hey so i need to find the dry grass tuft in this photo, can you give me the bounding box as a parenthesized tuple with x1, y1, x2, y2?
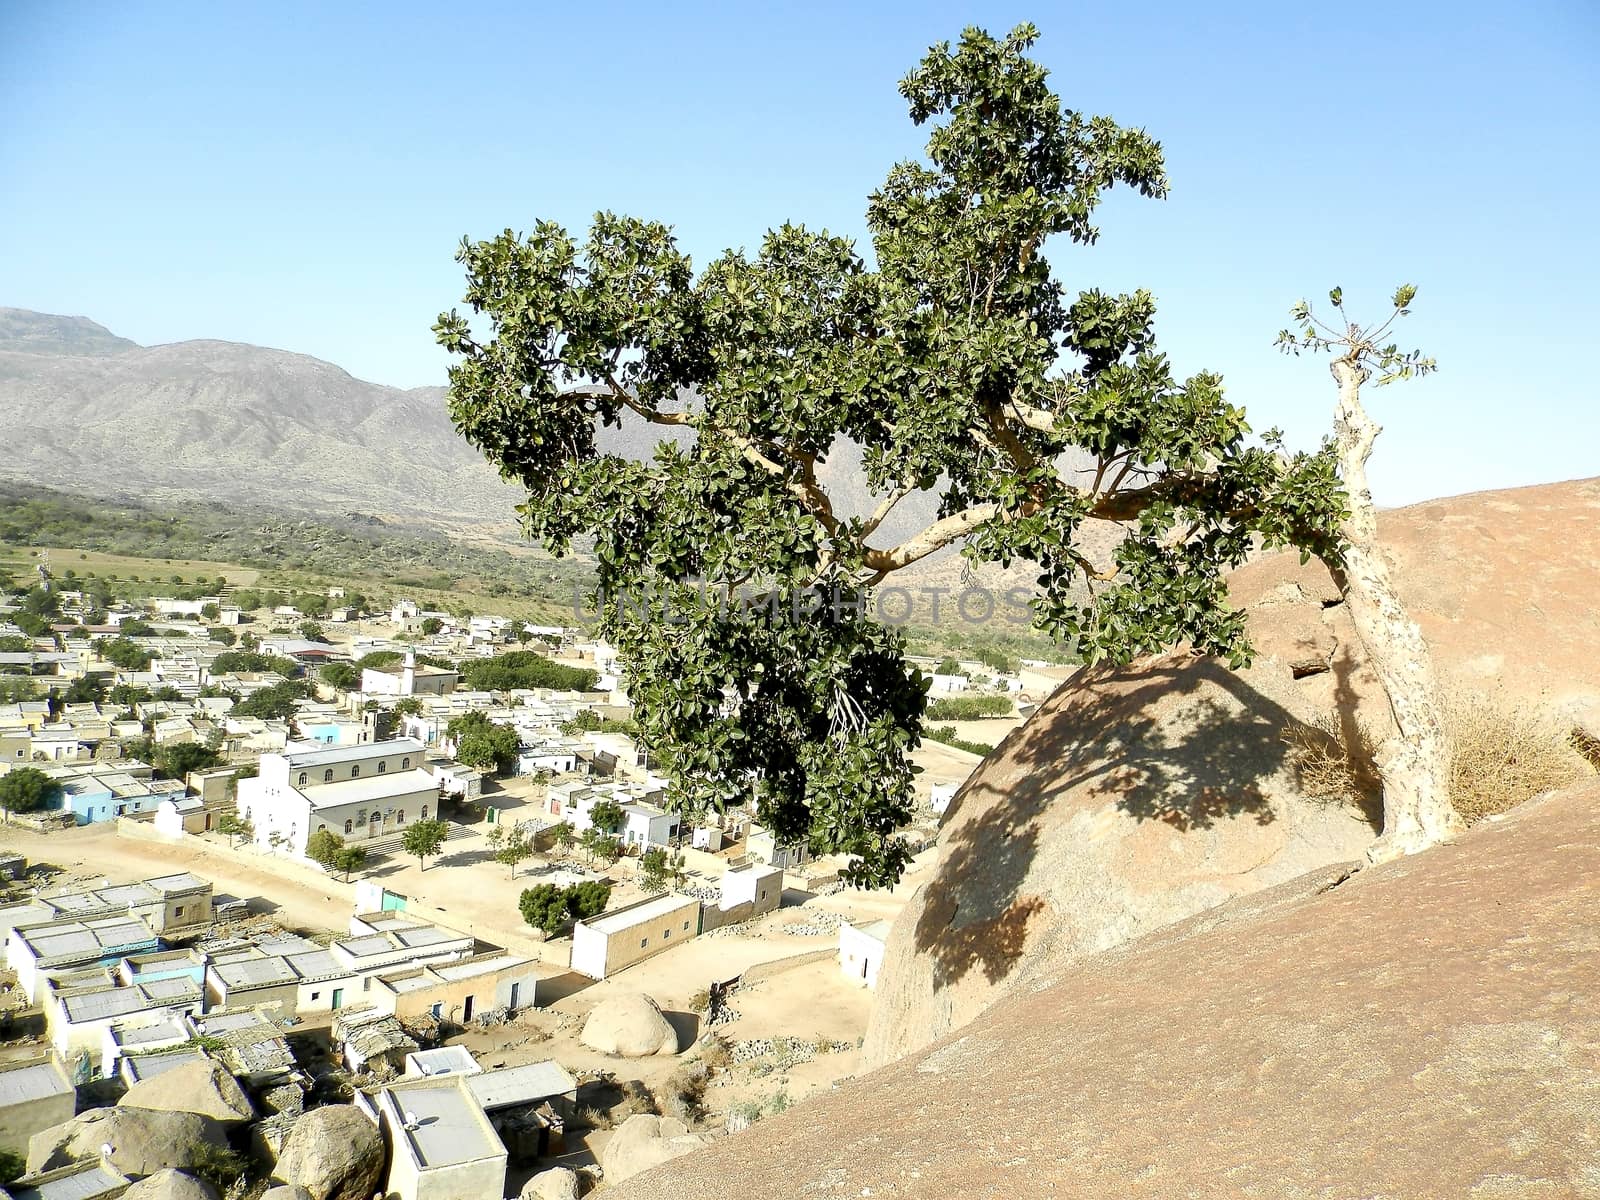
(1286, 691, 1594, 828)
(1443, 691, 1593, 824)
(1283, 713, 1383, 817)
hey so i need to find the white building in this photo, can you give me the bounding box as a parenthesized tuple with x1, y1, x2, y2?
(236, 738, 438, 858)
(570, 893, 700, 981)
(362, 651, 458, 698)
(839, 919, 890, 989)
(619, 802, 680, 852)
(375, 1075, 507, 1200)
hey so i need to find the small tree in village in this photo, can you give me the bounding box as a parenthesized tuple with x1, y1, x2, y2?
(0, 767, 61, 820)
(403, 818, 450, 870)
(217, 812, 254, 847)
(638, 846, 683, 894)
(551, 820, 576, 858)
(305, 828, 346, 871)
(494, 824, 534, 877)
(587, 799, 624, 836)
(332, 844, 368, 881)
(437, 23, 1345, 885)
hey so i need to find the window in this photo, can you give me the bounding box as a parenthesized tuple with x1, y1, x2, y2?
(175, 905, 184, 918)
(402, 757, 410, 769)
(351, 764, 360, 778)
(683, 920, 691, 931)
(317, 823, 326, 833)
(663, 928, 670, 940)
(421, 805, 429, 821)
(310, 991, 320, 1002)
(378, 761, 386, 774)
(344, 819, 353, 835)
(640, 938, 648, 949)
(324, 769, 333, 783)
(298, 772, 308, 786)
(396, 810, 405, 825)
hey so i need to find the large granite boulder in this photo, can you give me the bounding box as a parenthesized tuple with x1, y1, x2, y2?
(120, 1169, 220, 1200)
(601, 1115, 710, 1186)
(28, 1107, 229, 1178)
(520, 1165, 581, 1200)
(580, 993, 679, 1057)
(865, 478, 1600, 1070)
(862, 651, 1375, 1069)
(120, 1060, 254, 1126)
(270, 1105, 383, 1200)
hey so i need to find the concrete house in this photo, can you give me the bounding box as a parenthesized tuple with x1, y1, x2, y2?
(236, 738, 438, 858)
(376, 1075, 507, 1200)
(0, 1057, 75, 1155)
(746, 825, 812, 870)
(8, 916, 162, 1003)
(4, 1160, 130, 1200)
(50, 977, 204, 1061)
(618, 801, 680, 852)
(0, 873, 212, 954)
(570, 893, 700, 981)
(362, 652, 458, 699)
(839, 919, 890, 989)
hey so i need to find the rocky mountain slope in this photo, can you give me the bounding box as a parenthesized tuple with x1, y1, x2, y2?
(616, 780, 1600, 1199)
(0, 308, 522, 527)
(863, 476, 1600, 1068)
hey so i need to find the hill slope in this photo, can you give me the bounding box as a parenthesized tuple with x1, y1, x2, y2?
(616, 781, 1600, 1199)
(0, 308, 521, 527)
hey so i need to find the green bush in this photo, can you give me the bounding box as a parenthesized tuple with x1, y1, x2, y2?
(925, 694, 1012, 721)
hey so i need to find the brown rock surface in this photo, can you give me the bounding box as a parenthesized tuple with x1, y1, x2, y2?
(614, 783, 1600, 1199)
(27, 1108, 229, 1178)
(863, 653, 1379, 1068)
(600, 1114, 712, 1186)
(119, 1059, 254, 1126)
(270, 1105, 383, 1200)
(865, 477, 1600, 1068)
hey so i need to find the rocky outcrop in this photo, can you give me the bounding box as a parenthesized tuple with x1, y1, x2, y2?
(270, 1105, 383, 1200)
(120, 1169, 220, 1200)
(120, 1060, 254, 1126)
(863, 652, 1377, 1068)
(520, 1165, 581, 1200)
(580, 993, 679, 1057)
(28, 1108, 229, 1178)
(259, 1188, 312, 1200)
(601, 1115, 711, 1186)
(614, 782, 1600, 1198)
(865, 477, 1600, 1068)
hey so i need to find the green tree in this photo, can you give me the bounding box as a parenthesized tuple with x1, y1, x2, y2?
(306, 827, 345, 870)
(217, 812, 254, 847)
(207, 627, 237, 645)
(200, 602, 220, 620)
(446, 711, 521, 774)
(518, 883, 569, 935)
(393, 696, 424, 716)
(0, 677, 40, 703)
(0, 1148, 26, 1185)
(332, 844, 367, 881)
(457, 651, 597, 693)
(493, 825, 533, 877)
(403, 818, 449, 870)
(0, 767, 61, 817)
(638, 846, 681, 894)
(320, 662, 360, 690)
(434, 24, 1343, 885)
(96, 637, 155, 670)
(231, 680, 313, 720)
(155, 741, 220, 780)
(420, 616, 444, 635)
(569, 879, 612, 919)
(935, 656, 962, 676)
(587, 798, 624, 835)
(551, 820, 575, 857)
(299, 621, 326, 641)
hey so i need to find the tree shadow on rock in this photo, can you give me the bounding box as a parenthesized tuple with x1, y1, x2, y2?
(914, 653, 1372, 994)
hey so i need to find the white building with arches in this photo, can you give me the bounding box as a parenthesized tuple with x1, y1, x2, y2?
(236, 737, 440, 859)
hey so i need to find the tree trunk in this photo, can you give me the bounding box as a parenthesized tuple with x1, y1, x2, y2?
(1327, 358, 1461, 859)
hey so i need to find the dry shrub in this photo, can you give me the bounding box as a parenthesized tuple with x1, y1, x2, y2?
(1283, 713, 1383, 816)
(660, 1061, 710, 1124)
(1443, 690, 1592, 824)
(1286, 692, 1593, 828)
(697, 1034, 733, 1071)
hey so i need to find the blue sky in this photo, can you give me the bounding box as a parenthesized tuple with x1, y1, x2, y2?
(2, 0, 1595, 505)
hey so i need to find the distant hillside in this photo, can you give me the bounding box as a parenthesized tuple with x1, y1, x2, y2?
(0, 308, 521, 527)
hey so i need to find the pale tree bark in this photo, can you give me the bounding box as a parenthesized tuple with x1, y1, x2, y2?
(1327, 357, 1461, 859)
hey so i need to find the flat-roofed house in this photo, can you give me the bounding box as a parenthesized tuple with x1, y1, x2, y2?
(236, 738, 437, 859)
(0, 1057, 75, 1155)
(8, 916, 161, 1004)
(467, 1060, 578, 1159)
(50, 977, 203, 1061)
(838, 919, 891, 989)
(0, 874, 213, 951)
(376, 1075, 507, 1200)
(570, 893, 700, 981)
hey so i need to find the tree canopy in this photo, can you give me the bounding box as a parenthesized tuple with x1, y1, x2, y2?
(437, 23, 1345, 886)
(0, 767, 61, 815)
(456, 651, 597, 693)
(446, 710, 521, 774)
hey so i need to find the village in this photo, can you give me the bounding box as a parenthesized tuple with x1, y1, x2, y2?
(0, 570, 1055, 1197)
